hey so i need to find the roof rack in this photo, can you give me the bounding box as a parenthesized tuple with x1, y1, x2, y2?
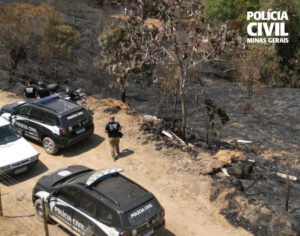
(86, 168, 124, 186)
(36, 94, 60, 104)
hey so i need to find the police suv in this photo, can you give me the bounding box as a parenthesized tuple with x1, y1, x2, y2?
(32, 166, 165, 236)
(0, 95, 94, 154)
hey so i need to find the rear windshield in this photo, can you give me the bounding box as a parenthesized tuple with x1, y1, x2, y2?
(123, 199, 159, 228)
(44, 98, 78, 113)
(61, 109, 89, 126)
(0, 125, 21, 145)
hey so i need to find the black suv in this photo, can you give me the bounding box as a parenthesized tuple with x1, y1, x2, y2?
(0, 95, 94, 154)
(32, 166, 165, 236)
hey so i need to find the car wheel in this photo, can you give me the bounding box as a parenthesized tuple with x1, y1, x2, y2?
(34, 199, 49, 222)
(43, 137, 58, 155)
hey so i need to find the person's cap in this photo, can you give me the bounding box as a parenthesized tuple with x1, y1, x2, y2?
(38, 81, 44, 87)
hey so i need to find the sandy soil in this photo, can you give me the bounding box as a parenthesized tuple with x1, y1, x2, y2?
(0, 90, 251, 236)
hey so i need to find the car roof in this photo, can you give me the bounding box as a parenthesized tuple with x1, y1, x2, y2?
(0, 117, 10, 127)
(31, 94, 82, 115)
(73, 169, 153, 213)
(94, 174, 152, 210)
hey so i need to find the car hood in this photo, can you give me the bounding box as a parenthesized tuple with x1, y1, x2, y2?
(37, 165, 91, 190)
(1, 100, 27, 114)
(0, 138, 39, 167)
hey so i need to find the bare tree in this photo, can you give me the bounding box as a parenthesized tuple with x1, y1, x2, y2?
(98, 0, 244, 139)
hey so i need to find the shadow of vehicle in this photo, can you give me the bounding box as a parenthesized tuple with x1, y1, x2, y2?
(0, 160, 48, 186)
(165, 229, 176, 236)
(60, 134, 104, 157)
(50, 224, 175, 236)
(115, 148, 134, 160)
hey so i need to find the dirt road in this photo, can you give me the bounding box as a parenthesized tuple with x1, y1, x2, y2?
(0, 91, 251, 236)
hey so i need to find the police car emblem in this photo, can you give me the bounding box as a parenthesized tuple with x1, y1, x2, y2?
(58, 170, 72, 176)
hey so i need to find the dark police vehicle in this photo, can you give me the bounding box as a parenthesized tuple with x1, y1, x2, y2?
(32, 166, 165, 236)
(0, 95, 94, 154)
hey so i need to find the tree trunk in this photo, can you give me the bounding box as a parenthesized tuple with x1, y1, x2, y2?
(8, 68, 13, 84)
(38, 61, 42, 79)
(206, 121, 209, 144)
(121, 88, 126, 103)
(54, 60, 58, 81)
(179, 92, 186, 140)
(172, 93, 177, 129)
(8, 62, 17, 84)
(248, 80, 253, 97)
(172, 80, 179, 129)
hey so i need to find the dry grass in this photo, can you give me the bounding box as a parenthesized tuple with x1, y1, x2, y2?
(111, 14, 163, 30)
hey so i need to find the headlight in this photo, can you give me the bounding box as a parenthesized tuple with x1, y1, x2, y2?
(30, 155, 39, 161)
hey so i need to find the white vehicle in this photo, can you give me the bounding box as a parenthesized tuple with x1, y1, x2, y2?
(0, 117, 39, 176)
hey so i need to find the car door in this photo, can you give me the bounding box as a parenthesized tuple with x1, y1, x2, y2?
(95, 202, 121, 236)
(48, 187, 80, 234)
(11, 105, 32, 136)
(72, 191, 117, 236)
(27, 107, 45, 141)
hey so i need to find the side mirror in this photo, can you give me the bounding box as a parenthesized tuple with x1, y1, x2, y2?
(46, 191, 56, 202)
(10, 115, 16, 122)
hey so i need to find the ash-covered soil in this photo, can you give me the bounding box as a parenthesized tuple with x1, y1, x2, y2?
(126, 74, 300, 165)
(137, 107, 300, 235)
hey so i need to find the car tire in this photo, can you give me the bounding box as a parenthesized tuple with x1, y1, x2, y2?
(43, 137, 58, 155)
(34, 199, 49, 222)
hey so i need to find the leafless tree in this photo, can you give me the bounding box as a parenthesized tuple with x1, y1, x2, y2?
(98, 0, 245, 139)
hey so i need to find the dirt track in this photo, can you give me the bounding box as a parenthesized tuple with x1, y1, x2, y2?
(0, 91, 251, 236)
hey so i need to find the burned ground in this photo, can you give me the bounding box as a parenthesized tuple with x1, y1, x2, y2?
(138, 117, 300, 235)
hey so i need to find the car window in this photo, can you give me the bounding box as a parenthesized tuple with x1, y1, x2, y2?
(0, 125, 21, 145)
(57, 187, 80, 205)
(77, 191, 97, 217)
(123, 199, 159, 228)
(29, 108, 43, 122)
(44, 114, 59, 126)
(96, 202, 120, 227)
(16, 106, 31, 118)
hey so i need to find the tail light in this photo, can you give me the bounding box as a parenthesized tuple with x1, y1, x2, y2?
(119, 231, 130, 236)
(59, 127, 68, 136)
(89, 115, 93, 124)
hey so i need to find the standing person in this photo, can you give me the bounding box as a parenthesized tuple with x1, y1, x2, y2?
(105, 116, 122, 160)
(37, 82, 50, 98)
(24, 80, 37, 98)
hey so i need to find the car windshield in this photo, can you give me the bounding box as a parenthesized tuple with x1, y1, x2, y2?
(53, 170, 92, 187)
(0, 125, 21, 145)
(123, 199, 159, 228)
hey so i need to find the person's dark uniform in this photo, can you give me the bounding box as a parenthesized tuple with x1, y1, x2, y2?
(24, 81, 37, 98)
(105, 116, 121, 159)
(37, 84, 50, 98)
